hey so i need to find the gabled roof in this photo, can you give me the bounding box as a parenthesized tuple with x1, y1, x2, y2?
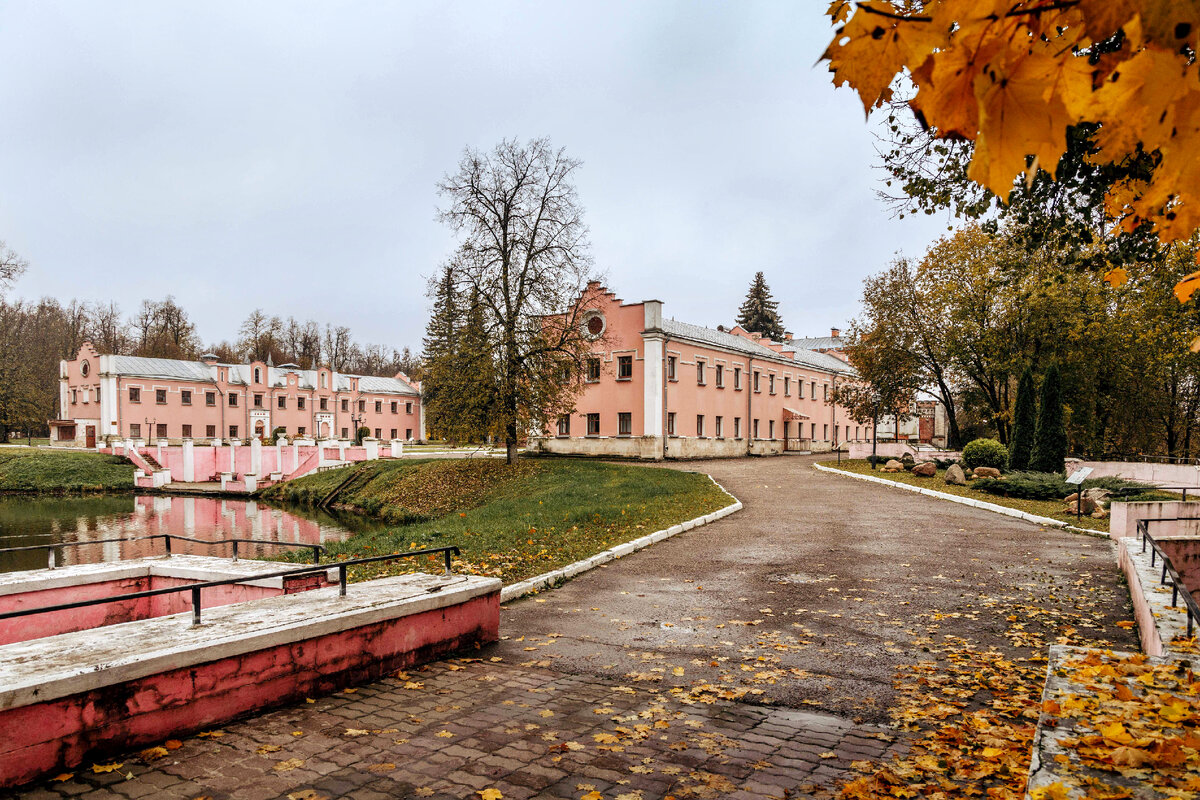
(109, 356, 213, 381)
(660, 319, 854, 376)
(790, 335, 844, 351)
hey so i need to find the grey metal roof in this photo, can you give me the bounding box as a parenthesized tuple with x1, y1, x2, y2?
(790, 335, 844, 351)
(109, 355, 419, 394)
(660, 319, 854, 375)
(109, 356, 214, 381)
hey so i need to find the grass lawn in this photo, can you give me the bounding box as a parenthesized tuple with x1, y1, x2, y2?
(260, 458, 731, 583)
(0, 449, 135, 493)
(819, 458, 1116, 532)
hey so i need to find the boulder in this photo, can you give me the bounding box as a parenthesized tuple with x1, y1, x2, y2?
(1091, 506, 1110, 519)
(945, 463, 967, 486)
(1083, 487, 1111, 502)
(973, 466, 1003, 479)
(1066, 497, 1098, 515)
(884, 459, 904, 471)
(912, 461, 936, 477)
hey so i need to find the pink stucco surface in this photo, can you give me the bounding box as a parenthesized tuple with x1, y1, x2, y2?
(1117, 537, 1165, 657)
(1156, 537, 1200, 596)
(0, 589, 499, 788)
(0, 573, 335, 646)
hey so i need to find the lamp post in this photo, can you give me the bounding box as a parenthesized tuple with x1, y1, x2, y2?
(351, 414, 363, 444)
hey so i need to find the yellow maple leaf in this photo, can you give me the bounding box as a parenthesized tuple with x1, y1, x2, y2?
(51, 773, 73, 783)
(1031, 782, 1072, 800)
(478, 790, 503, 800)
(139, 746, 169, 761)
(1175, 270, 1200, 303)
(1102, 267, 1128, 288)
(581, 792, 604, 800)
(91, 763, 124, 774)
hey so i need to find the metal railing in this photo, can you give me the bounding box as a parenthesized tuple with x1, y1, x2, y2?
(1135, 519, 1200, 637)
(0, 545, 461, 626)
(0, 534, 324, 569)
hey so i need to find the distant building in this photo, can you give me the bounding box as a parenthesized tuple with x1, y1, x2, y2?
(532, 284, 862, 460)
(787, 328, 846, 360)
(50, 342, 423, 446)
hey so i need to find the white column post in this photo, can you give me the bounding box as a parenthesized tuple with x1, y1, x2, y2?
(182, 439, 195, 482)
(364, 438, 379, 460)
(250, 437, 262, 477)
(229, 441, 239, 473)
(390, 439, 403, 458)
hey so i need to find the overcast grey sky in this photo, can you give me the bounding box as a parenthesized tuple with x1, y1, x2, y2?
(0, 1, 949, 352)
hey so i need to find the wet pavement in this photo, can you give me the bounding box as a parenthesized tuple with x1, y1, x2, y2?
(5, 456, 1138, 799)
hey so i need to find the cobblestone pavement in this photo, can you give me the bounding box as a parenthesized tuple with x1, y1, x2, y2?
(10, 659, 905, 800)
(5, 456, 1137, 799)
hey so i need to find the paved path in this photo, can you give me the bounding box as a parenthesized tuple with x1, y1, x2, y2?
(6, 456, 1137, 800)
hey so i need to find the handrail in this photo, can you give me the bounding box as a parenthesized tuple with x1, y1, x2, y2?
(0, 545, 461, 626)
(1136, 519, 1200, 637)
(0, 534, 324, 568)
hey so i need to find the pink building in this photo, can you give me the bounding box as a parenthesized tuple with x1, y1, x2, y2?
(533, 285, 864, 460)
(50, 343, 423, 446)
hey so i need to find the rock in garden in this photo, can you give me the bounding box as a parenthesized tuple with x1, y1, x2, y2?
(884, 459, 904, 472)
(912, 461, 936, 477)
(1066, 497, 1098, 515)
(1083, 487, 1111, 502)
(944, 463, 967, 485)
(973, 467, 1003, 479)
(1091, 506, 1109, 519)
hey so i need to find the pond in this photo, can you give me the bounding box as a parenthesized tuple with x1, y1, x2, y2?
(0, 495, 382, 574)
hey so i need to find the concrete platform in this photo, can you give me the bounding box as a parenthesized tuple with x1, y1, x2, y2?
(0, 571, 501, 787)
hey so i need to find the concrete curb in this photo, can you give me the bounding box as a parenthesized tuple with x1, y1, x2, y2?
(812, 463, 1107, 537)
(499, 474, 743, 604)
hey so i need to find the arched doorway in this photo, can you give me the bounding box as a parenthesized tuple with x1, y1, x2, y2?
(254, 421, 265, 437)
(320, 421, 330, 438)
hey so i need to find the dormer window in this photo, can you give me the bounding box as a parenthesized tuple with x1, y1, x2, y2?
(320, 372, 327, 389)
(254, 367, 262, 384)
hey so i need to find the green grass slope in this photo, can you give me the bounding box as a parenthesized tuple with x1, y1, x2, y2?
(0, 449, 135, 493)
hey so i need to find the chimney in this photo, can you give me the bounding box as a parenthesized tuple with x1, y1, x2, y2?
(200, 353, 219, 365)
(831, 327, 841, 338)
(783, 332, 793, 341)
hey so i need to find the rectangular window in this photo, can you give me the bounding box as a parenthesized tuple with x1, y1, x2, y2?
(390, 428, 397, 439)
(619, 412, 632, 436)
(374, 428, 381, 438)
(811, 423, 816, 439)
(824, 384, 829, 402)
(391, 401, 398, 414)
(667, 412, 676, 436)
(206, 391, 216, 406)
(205, 425, 216, 438)
(181, 390, 192, 405)
(254, 394, 263, 408)
(375, 400, 382, 413)
(229, 425, 239, 438)
(228, 393, 239, 407)
(753, 372, 761, 393)
(156, 388, 167, 404)
(156, 423, 167, 439)
(358, 400, 366, 412)
(811, 381, 817, 399)
(320, 397, 328, 411)
(557, 414, 570, 436)
(277, 396, 287, 409)
(734, 367, 742, 390)
(734, 417, 741, 438)
(823, 424, 828, 440)
(769, 420, 775, 440)
(716, 364, 724, 388)
(696, 414, 704, 437)
(783, 377, 790, 396)
(341, 427, 349, 438)
(71, 389, 77, 404)
(845, 425, 850, 442)
(769, 375, 775, 395)
(297, 397, 305, 410)
(696, 360, 705, 385)
(341, 399, 349, 412)
(587, 413, 600, 436)
(798, 381, 804, 399)
(715, 416, 723, 437)
(182, 424, 192, 439)
(130, 423, 141, 438)
(667, 356, 677, 381)
(753, 419, 760, 438)
(406, 402, 413, 414)
(586, 357, 601, 382)
(298, 426, 306, 435)
(618, 355, 633, 379)
(406, 428, 412, 439)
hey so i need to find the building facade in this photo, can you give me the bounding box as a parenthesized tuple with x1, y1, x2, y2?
(532, 285, 865, 460)
(51, 343, 423, 446)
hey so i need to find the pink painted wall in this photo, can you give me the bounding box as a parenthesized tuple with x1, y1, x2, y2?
(1071, 460, 1200, 488)
(0, 590, 499, 788)
(1156, 538, 1200, 596)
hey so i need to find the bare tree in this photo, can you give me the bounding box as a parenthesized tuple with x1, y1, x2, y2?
(0, 242, 27, 297)
(437, 137, 601, 463)
(323, 324, 352, 371)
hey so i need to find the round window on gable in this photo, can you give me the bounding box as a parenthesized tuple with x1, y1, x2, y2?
(80, 360, 90, 378)
(582, 311, 606, 340)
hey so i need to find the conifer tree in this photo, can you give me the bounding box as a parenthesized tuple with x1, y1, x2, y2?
(735, 272, 786, 341)
(439, 290, 497, 444)
(1030, 362, 1067, 474)
(1007, 365, 1037, 471)
(422, 265, 461, 440)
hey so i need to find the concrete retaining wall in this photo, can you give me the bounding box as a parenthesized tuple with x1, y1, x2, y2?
(1069, 459, 1200, 488)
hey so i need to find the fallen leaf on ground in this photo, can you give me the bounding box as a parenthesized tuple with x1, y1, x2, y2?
(273, 758, 305, 772)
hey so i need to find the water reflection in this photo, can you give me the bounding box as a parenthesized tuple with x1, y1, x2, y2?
(0, 495, 378, 574)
